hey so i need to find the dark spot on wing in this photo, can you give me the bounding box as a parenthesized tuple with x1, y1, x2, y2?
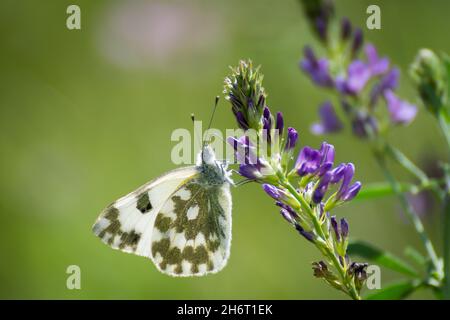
(136, 192, 152, 214)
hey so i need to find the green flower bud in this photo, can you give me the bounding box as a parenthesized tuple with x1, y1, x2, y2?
(224, 60, 267, 131)
(410, 49, 448, 116)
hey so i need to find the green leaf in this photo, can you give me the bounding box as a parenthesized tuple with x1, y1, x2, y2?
(348, 240, 419, 277)
(355, 182, 418, 201)
(404, 246, 427, 266)
(365, 281, 421, 300)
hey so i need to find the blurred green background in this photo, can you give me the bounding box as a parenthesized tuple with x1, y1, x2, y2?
(0, 0, 449, 299)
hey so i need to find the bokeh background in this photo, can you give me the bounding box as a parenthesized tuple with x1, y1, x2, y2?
(0, 0, 449, 299)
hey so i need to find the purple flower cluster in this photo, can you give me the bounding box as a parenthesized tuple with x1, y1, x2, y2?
(301, 15, 418, 138)
(225, 59, 367, 297)
(294, 143, 361, 205)
(227, 109, 299, 181)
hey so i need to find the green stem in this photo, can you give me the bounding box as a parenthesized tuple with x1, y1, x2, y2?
(437, 110, 450, 298)
(355, 179, 444, 202)
(374, 151, 443, 283)
(385, 144, 429, 185)
(443, 195, 450, 299)
(279, 176, 361, 300)
(437, 111, 450, 152)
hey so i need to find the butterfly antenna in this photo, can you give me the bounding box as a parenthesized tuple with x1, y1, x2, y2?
(203, 96, 220, 147)
(191, 113, 203, 157)
(207, 96, 220, 132)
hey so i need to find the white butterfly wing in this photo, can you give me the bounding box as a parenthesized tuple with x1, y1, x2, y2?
(92, 166, 198, 258)
(150, 180, 232, 277)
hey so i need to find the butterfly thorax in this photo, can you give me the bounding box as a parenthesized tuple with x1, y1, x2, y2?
(196, 145, 231, 188)
(197, 162, 227, 188)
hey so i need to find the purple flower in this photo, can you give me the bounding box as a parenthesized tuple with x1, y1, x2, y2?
(335, 163, 362, 202)
(340, 218, 349, 238)
(235, 111, 249, 130)
(295, 142, 335, 177)
(301, 47, 334, 87)
(370, 68, 399, 106)
(351, 112, 378, 138)
(285, 127, 298, 151)
(262, 106, 273, 142)
(295, 146, 321, 176)
(276, 201, 297, 219)
(351, 28, 364, 56)
(227, 136, 255, 164)
(275, 112, 284, 133)
(295, 223, 316, 243)
(315, 17, 328, 42)
(329, 163, 346, 183)
(341, 18, 352, 41)
(238, 162, 266, 180)
(312, 171, 332, 204)
(384, 90, 417, 125)
(262, 184, 284, 200)
(330, 216, 340, 241)
(336, 60, 372, 95)
(317, 142, 335, 175)
(228, 136, 270, 180)
(365, 44, 389, 76)
(341, 181, 362, 202)
(331, 217, 349, 242)
(311, 101, 343, 135)
(337, 44, 390, 95)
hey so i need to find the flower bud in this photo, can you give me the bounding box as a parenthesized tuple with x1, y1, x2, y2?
(410, 49, 448, 116)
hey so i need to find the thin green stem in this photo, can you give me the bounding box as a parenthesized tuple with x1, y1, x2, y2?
(443, 195, 450, 299)
(374, 151, 443, 283)
(385, 144, 429, 185)
(355, 179, 445, 202)
(438, 111, 450, 152)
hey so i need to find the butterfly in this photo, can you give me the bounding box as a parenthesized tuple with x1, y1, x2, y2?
(92, 144, 233, 277)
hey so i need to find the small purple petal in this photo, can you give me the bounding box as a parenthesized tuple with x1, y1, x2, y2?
(336, 163, 355, 200)
(341, 18, 352, 41)
(235, 111, 249, 130)
(312, 171, 332, 204)
(276, 201, 297, 217)
(352, 28, 364, 56)
(262, 184, 281, 200)
(345, 60, 372, 94)
(329, 163, 346, 183)
(319, 142, 335, 165)
(330, 216, 340, 241)
(370, 68, 400, 106)
(285, 127, 298, 151)
(311, 102, 343, 135)
(248, 98, 255, 110)
(263, 106, 271, 120)
(365, 44, 389, 76)
(257, 94, 265, 110)
(317, 162, 333, 177)
(227, 136, 239, 152)
(296, 147, 321, 176)
(280, 208, 295, 224)
(276, 112, 284, 133)
(294, 223, 315, 243)
(384, 90, 418, 125)
(239, 164, 261, 180)
(315, 17, 328, 42)
(340, 218, 349, 238)
(341, 181, 362, 202)
(352, 112, 378, 138)
(301, 47, 334, 87)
